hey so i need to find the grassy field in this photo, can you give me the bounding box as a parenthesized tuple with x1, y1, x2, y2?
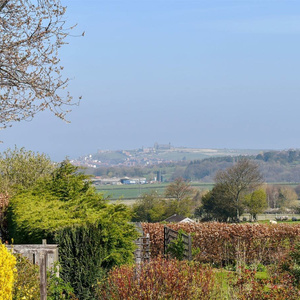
(96, 182, 214, 201)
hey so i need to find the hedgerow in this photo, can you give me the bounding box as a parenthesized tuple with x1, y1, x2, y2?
(142, 222, 300, 266)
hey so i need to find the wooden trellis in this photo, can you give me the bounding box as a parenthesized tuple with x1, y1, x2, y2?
(164, 225, 192, 261)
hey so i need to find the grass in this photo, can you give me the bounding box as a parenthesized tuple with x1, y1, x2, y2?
(97, 183, 169, 200)
(96, 182, 214, 201)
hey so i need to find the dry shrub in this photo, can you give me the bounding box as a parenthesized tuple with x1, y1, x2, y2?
(96, 257, 217, 300)
(142, 223, 300, 266)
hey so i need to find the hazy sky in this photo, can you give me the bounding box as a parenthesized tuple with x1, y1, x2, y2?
(1, 0, 300, 161)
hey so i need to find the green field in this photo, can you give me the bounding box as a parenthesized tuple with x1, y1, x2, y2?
(96, 182, 214, 201)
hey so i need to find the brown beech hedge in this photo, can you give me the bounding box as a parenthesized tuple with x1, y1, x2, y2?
(142, 222, 300, 266)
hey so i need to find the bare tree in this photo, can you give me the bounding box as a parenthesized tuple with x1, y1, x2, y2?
(215, 158, 263, 220)
(165, 177, 194, 202)
(0, 0, 76, 128)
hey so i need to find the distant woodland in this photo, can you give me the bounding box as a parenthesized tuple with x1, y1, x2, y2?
(86, 150, 300, 183)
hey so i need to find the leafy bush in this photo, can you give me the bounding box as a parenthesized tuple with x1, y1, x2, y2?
(8, 160, 114, 244)
(96, 257, 217, 300)
(12, 254, 39, 300)
(54, 215, 138, 300)
(0, 147, 53, 196)
(166, 229, 186, 260)
(0, 242, 16, 300)
(47, 265, 77, 300)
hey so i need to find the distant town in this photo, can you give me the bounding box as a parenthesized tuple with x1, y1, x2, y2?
(70, 144, 264, 185)
(71, 143, 262, 169)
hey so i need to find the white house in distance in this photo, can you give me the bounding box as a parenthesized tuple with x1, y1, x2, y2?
(164, 214, 195, 223)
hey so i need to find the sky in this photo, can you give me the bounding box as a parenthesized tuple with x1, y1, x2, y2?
(1, 0, 300, 161)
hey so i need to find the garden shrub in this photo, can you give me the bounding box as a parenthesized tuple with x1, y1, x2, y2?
(12, 254, 39, 300)
(96, 257, 218, 300)
(54, 218, 138, 300)
(230, 267, 299, 300)
(47, 264, 77, 300)
(0, 242, 16, 300)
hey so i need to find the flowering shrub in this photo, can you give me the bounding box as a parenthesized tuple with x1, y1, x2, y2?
(0, 242, 16, 300)
(96, 257, 218, 299)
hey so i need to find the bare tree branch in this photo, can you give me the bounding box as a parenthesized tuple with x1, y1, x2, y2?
(0, 0, 77, 128)
(0, 0, 9, 12)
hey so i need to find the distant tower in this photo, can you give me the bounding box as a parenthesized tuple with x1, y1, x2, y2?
(157, 171, 162, 182)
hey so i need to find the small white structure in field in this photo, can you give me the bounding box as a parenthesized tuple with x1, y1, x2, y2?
(270, 220, 277, 224)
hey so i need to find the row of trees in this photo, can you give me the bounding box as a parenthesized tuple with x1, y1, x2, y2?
(132, 159, 300, 223)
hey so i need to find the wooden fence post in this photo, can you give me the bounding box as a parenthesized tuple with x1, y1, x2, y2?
(39, 251, 47, 300)
(188, 234, 192, 261)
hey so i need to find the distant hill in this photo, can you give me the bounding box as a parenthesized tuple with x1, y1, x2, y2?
(80, 149, 300, 183)
(73, 145, 263, 168)
(182, 150, 300, 182)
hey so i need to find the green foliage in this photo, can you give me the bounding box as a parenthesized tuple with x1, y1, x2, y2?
(8, 160, 136, 245)
(48, 160, 91, 201)
(200, 184, 236, 222)
(0, 146, 53, 195)
(54, 219, 138, 299)
(131, 191, 168, 222)
(166, 229, 186, 261)
(8, 158, 139, 299)
(244, 189, 267, 220)
(199, 159, 263, 221)
(8, 189, 107, 244)
(131, 180, 198, 222)
(47, 264, 78, 300)
(8, 160, 108, 244)
(12, 254, 40, 300)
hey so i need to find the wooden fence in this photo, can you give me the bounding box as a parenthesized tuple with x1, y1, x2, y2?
(164, 225, 192, 261)
(134, 234, 151, 264)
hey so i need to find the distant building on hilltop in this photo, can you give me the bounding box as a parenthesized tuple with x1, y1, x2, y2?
(154, 142, 172, 150)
